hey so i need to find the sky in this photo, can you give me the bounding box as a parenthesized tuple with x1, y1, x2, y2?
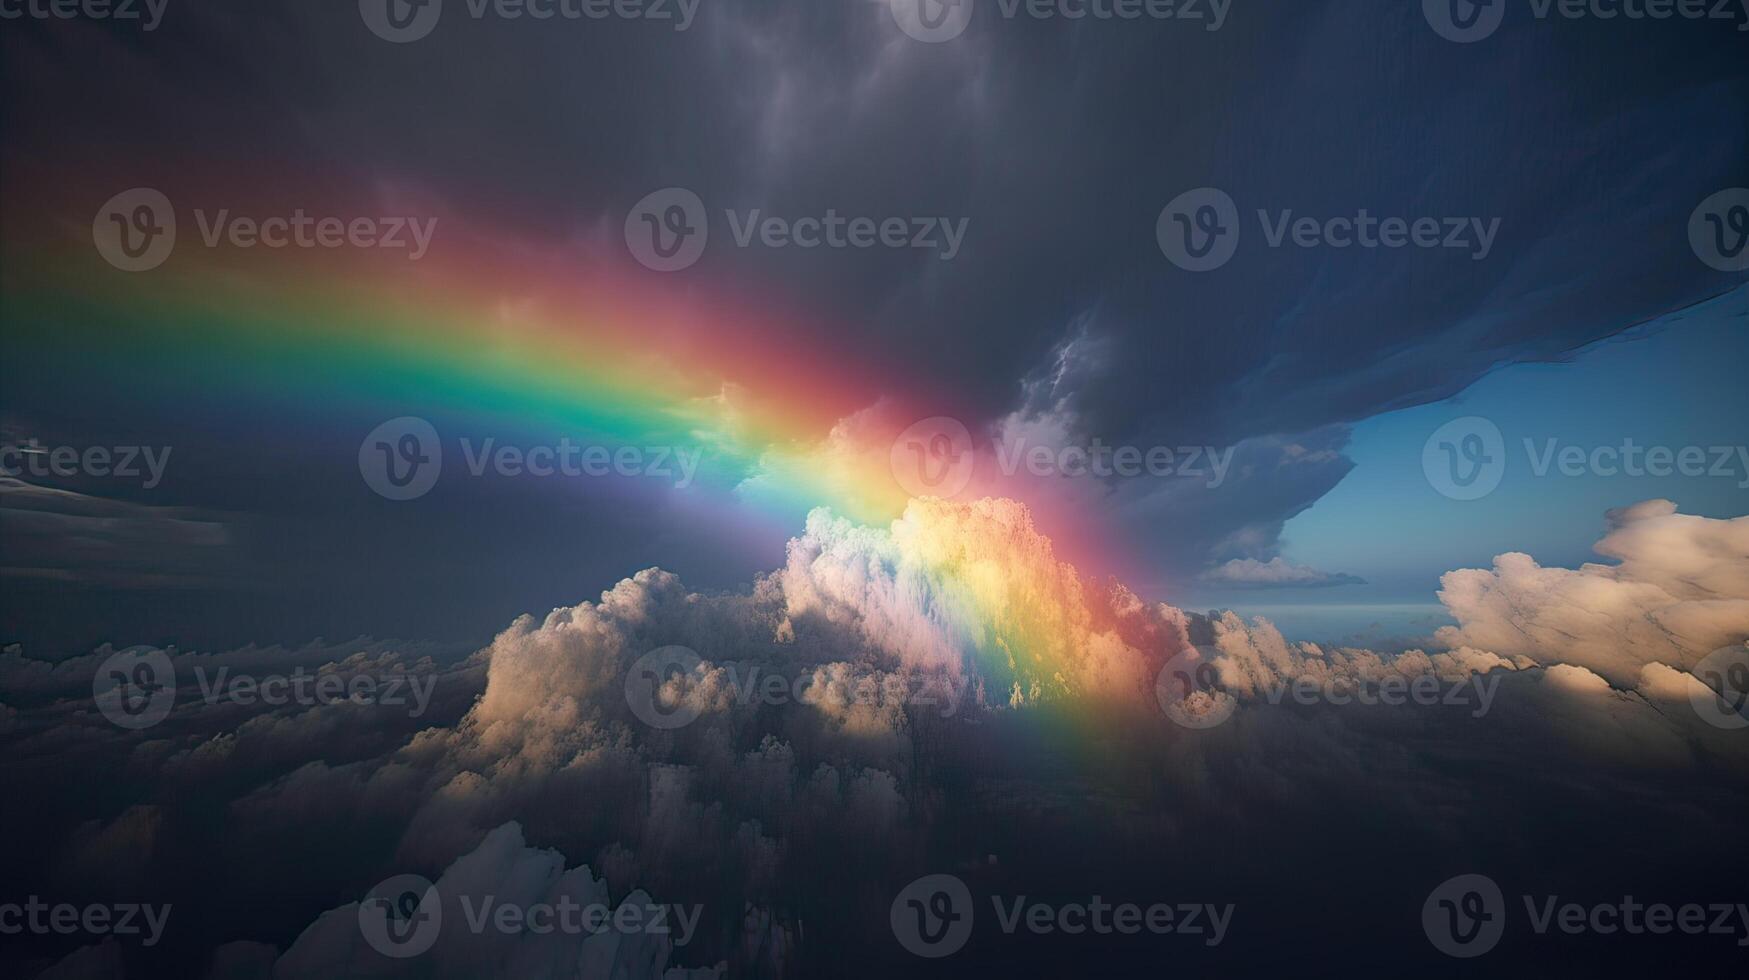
(1184, 288, 1749, 638)
(1287, 293, 1749, 593)
(0, 1, 1744, 655)
(0, 4, 1746, 978)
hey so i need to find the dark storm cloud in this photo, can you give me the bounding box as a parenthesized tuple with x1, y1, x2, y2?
(0, 479, 240, 591)
(9, 0, 1741, 433)
(2, 0, 1744, 625)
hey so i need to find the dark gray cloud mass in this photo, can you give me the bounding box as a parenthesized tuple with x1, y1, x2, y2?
(1, 0, 1744, 648)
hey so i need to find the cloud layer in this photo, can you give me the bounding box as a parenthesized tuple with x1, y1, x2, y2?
(4, 497, 1744, 976)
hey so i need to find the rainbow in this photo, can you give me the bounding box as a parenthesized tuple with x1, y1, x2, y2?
(2, 168, 1140, 592)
